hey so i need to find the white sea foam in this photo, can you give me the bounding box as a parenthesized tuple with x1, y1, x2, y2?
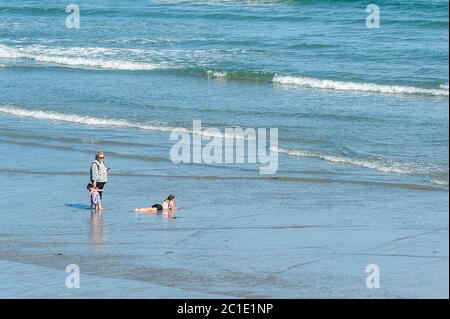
(207, 70, 228, 78)
(0, 106, 173, 131)
(31, 55, 162, 70)
(431, 179, 449, 186)
(273, 75, 449, 97)
(0, 106, 252, 140)
(271, 146, 419, 175)
(0, 45, 23, 59)
(0, 44, 163, 70)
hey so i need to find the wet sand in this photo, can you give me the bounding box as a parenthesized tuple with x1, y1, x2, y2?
(0, 169, 448, 298)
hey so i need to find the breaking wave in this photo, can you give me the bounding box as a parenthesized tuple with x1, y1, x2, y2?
(271, 146, 449, 185)
(0, 106, 254, 140)
(272, 75, 449, 97)
(1, 44, 448, 97)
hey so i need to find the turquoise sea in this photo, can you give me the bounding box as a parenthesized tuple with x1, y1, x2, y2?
(0, 0, 448, 298)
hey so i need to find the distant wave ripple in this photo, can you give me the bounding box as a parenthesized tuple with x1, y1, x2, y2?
(0, 168, 441, 192)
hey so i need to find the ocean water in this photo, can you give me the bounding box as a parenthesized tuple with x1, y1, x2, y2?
(0, 0, 448, 298)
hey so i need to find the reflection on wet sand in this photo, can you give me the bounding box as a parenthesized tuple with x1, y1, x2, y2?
(162, 211, 176, 227)
(135, 210, 177, 227)
(90, 211, 106, 253)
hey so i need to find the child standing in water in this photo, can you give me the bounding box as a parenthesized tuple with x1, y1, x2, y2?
(135, 195, 176, 213)
(87, 183, 102, 212)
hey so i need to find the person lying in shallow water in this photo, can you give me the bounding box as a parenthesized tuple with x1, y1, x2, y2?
(135, 195, 176, 213)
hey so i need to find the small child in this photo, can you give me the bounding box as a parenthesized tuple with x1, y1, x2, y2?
(135, 195, 176, 213)
(87, 183, 101, 212)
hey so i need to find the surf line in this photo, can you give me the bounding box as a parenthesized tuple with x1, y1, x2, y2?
(170, 120, 279, 174)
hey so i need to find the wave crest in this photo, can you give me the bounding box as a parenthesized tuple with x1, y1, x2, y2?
(271, 146, 449, 186)
(273, 75, 449, 97)
(0, 106, 253, 140)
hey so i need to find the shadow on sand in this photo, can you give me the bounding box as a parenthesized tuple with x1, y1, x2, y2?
(65, 203, 91, 210)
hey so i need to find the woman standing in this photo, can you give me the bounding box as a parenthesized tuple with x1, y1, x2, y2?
(90, 152, 110, 207)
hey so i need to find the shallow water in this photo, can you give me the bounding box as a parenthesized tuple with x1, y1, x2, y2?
(0, 0, 448, 298)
